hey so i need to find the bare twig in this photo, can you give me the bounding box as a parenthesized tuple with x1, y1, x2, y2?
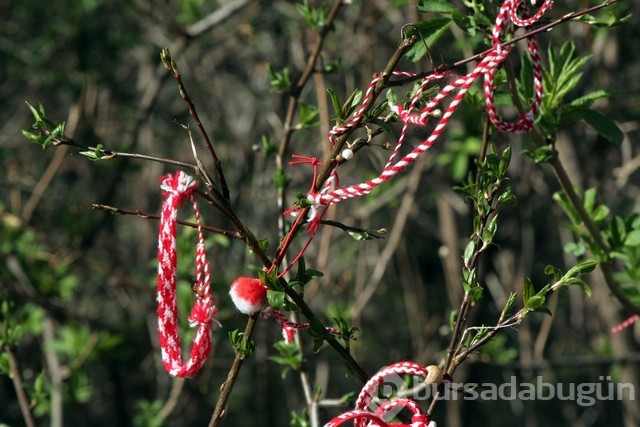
(208, 315, 258, 427)
(390, 0, 620, 87)
(42, 317, 63, 427)
(52, 136, 198, 170)
(156, 378, 185, 424)
(91, 204, 240, 239)
(185, 0, 251, 37)
(4, 344, 36, 427)
(274, 0, 345, 266)
(319, 220, 386, 240)
(160, 48, 231, 201)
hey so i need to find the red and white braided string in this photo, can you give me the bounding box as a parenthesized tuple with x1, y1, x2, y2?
(611, 315, 639, 335)
(323, 361, 440, 427)
(484, 0, 552, 133)
(302, 0, 552, 212)
(157, 171, 217, 377)
(262, 306, 357, 343)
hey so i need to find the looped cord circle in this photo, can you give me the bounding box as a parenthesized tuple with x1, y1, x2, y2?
(157, 171, 217, 377)
(484, 0, 552, 133)
(323, 361, 442, 427)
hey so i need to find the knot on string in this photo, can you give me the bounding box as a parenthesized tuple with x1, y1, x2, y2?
(390, 103, 432, 127)
(187, 300, 216, 327)
(160, 170, 197, 198)
(306, 172, 338, 225)
(285, 153, 338, 232)
(323, 362, 444, 427)
(157, 170, 217, 378)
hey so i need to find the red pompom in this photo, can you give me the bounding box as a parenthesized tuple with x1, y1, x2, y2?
(229, 277, 267, 314)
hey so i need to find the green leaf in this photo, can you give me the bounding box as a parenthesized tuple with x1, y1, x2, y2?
(228, 330, 243, 352)
(295, 256, 307, 283)
(468, 285, 483, 302)
(523, 144, 557, 164)
(463, 240, 475, 266)
(21, 130, 45, 145)
(347, 230, 373, 241)
(583, 187, 596, 214)
(610, 215, 626, 246)
(523, 277, 534, 306)
(258, 268, 280, 290)
(462, 268, 477, 292)
(267, 290, 285, 310)
(498, 145, 511, 177)
(544, 41, 592, 113)
(564, 278, 592, 297)
(296, 0, 330, 29)
(573, 258, 599, 275)
(579, 12, 632, 28)
(533, 306, 553, 316)
(564, 241, 586, 256)
(261, 134, 277, 156)
(417, 0, 459, 14)
(321, 59, 341, 74)
(526, 295, 545, 310)
(518, 53, 534, 105)
(266, 64, 291, 93)
(501, 292, 517, 319)
(592, 204, 610, 223)
(312, 337, 324, 354)
(567, 89, 618, 109)
(273, 167, 290, 191)
(26, 101, 42, 121)
(562, 107, 623, 145)
(404, 17, 452, 62)
(298, 102, 320, 128)
(304, 268, 324, 283)
(624, 230, 640, 247)
(345, 89, 363, 113)
(327, 88, 343, 120)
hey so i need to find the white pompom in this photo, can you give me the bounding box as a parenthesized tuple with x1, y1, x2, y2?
(342, 148, 354, 160)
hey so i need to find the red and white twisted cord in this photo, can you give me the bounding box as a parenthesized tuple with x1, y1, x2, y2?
(314, 49, 508, 206)
(157, 171, 217, 377)
(611, 315, 639, 335)
(328, 76, 383, 145)
(484, 0, 551, 133)
(301, 0, 552, 213)
(324, 361, 441, 427)
(262, 306, 357, 343)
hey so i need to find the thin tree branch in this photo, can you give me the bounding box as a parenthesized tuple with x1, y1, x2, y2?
(4, 344, 36, 427)
(51, 137, 198, 170)
(318, 220, 386, 240)
(160, 48, 231, 201)
(275, 0, 345, 256)
(390, 0, 620, 87)
(185, 0, 251, 37)
(91, 204, 240, 239)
